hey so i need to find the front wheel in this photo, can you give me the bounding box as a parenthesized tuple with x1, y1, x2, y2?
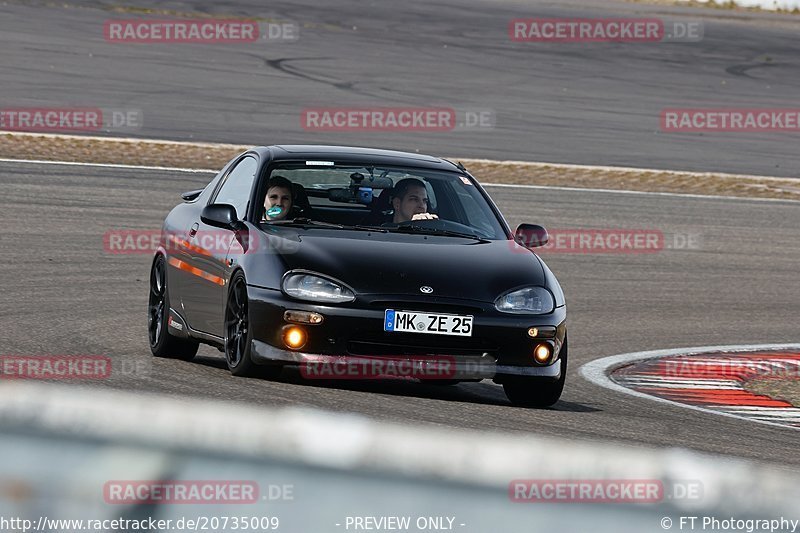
(225, 272, 258, 376)
(148, 255, 199, 360)
(502, 336, 567, 408)
(224, 272, 282, 379)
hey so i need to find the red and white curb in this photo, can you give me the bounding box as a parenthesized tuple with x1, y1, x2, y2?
(580, 344, 800, 430)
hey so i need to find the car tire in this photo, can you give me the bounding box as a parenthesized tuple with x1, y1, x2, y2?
(502, 335, 567, 408)
(224, 272, 282, 379)
(148, 255, 199, 361)
(224, 272, 258, 376)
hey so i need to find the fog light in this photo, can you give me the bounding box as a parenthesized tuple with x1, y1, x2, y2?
(284, 310, 324, 325)
(284, 327, 307, 349)
(533, 343, 552, 364)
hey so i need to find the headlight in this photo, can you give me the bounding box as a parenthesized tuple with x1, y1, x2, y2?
(495, 286, 554, 314)
(282, 272, 355, 303)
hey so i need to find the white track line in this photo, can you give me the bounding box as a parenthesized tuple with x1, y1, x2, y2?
(2, 131, 799, 202)
(1, 157, 798, 204)
(1, 131, 793, 183)
(482, 182, 800, 204)
(613, 378, 742, 389)
(0, 130, 245, 149)
(719, 407, 800, 418)
(460, 156, 798, 184)
(579, 343, 800, 431)
(0, 157, 217, 173)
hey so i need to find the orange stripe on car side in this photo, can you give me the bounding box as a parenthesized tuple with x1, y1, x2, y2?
(167, 234, 214, 258)
(167, 257, 226, 286)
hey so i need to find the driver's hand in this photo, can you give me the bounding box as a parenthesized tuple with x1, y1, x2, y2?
(411, 213, 439, 221)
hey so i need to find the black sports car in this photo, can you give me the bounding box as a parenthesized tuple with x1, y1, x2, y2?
(148, 145, 567, 407)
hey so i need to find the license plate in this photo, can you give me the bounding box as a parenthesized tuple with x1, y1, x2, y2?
(384, 309, 473, 337)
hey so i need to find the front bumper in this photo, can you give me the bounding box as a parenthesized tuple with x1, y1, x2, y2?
(251, 339, 563, 379)
(247, 285, 566, 380)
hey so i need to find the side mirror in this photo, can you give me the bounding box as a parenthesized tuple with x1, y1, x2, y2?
(201, 204, 239, 229)
(181, 189, 204, 202)
(515, 224, 549, 248)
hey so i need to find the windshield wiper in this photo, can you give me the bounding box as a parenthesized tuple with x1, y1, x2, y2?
(387, 224, 489, 242)
(349, 225, 389, 233)
(268, 218, 388, 233)
(268, 218, 346, 229)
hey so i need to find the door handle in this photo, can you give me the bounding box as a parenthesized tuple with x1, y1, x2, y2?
(189, 223, 199, 237)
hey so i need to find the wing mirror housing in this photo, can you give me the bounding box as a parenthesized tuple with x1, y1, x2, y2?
(201, 204, 239, 229)
(181, 189, 204, 202)
(514, 224, 549, 248)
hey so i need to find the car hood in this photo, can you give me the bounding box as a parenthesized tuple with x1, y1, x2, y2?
(278, 231, 545, 303)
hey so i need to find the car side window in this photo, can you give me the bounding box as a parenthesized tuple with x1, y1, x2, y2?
(212, 156, 258, 220)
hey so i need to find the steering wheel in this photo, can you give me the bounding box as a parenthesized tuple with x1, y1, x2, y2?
(401, 217, 490, 238)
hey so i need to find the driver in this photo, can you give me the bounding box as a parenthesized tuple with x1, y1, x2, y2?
(263, 175, 293, 221)
(391, 178, 439, 223)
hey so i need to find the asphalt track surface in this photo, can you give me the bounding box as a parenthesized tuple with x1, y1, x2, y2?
(1, 0, 799, 176)
(2, 160, 799, 466)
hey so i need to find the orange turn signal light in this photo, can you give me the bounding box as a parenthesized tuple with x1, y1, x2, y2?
(283, 327, 307, 350)
(284, 310, 324, 325)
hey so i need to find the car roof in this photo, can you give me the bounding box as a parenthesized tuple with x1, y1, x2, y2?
(251, 145, 463, 172)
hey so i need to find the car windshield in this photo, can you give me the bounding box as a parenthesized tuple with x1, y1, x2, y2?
(257, 164, 507, 240)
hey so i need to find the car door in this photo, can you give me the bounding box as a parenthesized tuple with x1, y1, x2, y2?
(180, 155, 259, 336)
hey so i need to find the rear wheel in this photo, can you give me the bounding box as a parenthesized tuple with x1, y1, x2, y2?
(148, 255, 199, 360)
(225, 272, 282, 379)
(502, 336, 567, 408)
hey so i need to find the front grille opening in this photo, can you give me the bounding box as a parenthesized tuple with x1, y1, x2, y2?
(368, 300, 486, 316)
(347, 340, 496, 357)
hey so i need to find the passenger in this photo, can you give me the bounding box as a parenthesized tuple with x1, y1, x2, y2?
(263, 175, 293, 221)
(391, 178, 439, 223)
